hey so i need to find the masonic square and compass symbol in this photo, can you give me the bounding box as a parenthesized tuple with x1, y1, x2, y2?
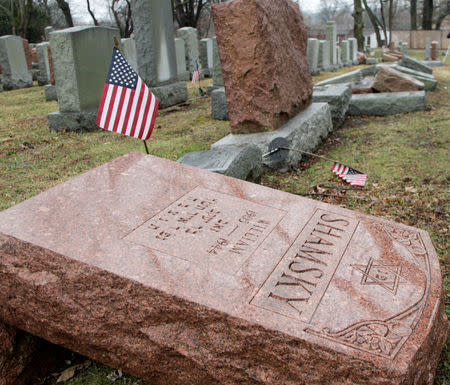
(351, 257, 408, 295)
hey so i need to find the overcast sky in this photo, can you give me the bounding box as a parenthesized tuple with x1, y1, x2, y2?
(297, 0, 322, 13)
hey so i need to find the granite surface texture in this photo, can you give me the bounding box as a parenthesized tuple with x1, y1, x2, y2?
(312, 84, 352, 128)
(212, 0, 312, 133)
(400, 55, 433, 75)
(372, 66, 425, 93)
(0, 152, 447, 385)
(211, 87, 229, 121)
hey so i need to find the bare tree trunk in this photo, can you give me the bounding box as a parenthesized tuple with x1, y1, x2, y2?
(87, 0, 99, 26)
(410, 0, 417, 29)
(362, 0, 383, 47)
(388, 0, 393, 46)
(55, 0, 74, 27)
(353, 0, 364, 50)
(422, 0, 434, 29)
(435, 0, 449, 29)
(379, 0, 388, 45)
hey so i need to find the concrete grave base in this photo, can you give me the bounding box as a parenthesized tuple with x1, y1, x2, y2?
(177, 145, 262, 182)
(348, 91, 426, 116)
(44, 84, 57, 101)
(150, 81, 188, 109)
(316, 69, 362, 86)
(212, 103, 332, 172)
(47, 110, 98, 132)
(312, 84, 351, 128)
(206, 84, 221, 95)
(365, 58, 378, 65)
(421, 60, 443, 67)
(1, 76, 32, 91)
(178, 71, 190, 82)
(211, 87, 229, 121)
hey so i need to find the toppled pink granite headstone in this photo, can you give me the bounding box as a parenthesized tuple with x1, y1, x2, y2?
(0, 152, 448, 385)
(373, 66, 425, 92)
(212, 0, 312, 134)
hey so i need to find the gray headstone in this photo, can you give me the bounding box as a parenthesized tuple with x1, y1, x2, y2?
(326, 21, 337, 66)
(36, 42, 51, 86)
(366, 58, 379, 65)
(425, 37, 431, 61)
(336, 46, 342, 67)
(315, 69, 363, 86)
(306, 38, 319, 75)
(47, 26, 119, 131)
(44, 84, 57, 101)
(348, 91, 426, 116)
(0, 35, 33, 90)
(340, 40, 351, 66)
(177, 146, 262, 182)
(211, 103, 332, 172)
(400, 55, 433, 75)
(211, 87, 229, 121)
(312, 84, 352, 128)
(131, 0, 187, 107)
(318, 40, 332, 72)
(212, 37, 223, 87)
(348, 38, 358, 65)
(121, 38, 138, 72)
(44, 26, 55, 41)
(399, 42, 409, 56)
(176, 27, 199, 74)
(174, 38, 189, 81)
(199, 38, 213, 77)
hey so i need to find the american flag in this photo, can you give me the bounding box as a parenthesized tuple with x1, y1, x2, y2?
(331, 162, 367, 187)
(191, 61, 201, 83)
(97, 47, 158, 140)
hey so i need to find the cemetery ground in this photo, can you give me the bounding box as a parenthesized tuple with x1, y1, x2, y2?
(0, 52, 449, 384)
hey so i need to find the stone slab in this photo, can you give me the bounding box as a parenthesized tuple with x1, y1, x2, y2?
(212, 0, 312, 133)
(365, 58, 379, 65)
(312, 83, 352, 128)
(307, 38, 319, 75)
(372, 66, 424, 93)
(47, 110, 98, 132)
(0, 151, 448, 385)
(211, 87, 229, 120)
(36, 42, 51, 86)
(176, 27, 199, 74)
(211, 37, 223, 87)
(150, 81, 188, 110)
(420, 60, 443, 67)
(390, 65, 437, 91)
(212, 103, 332, 171)
(326, 21, 337, 65)
(318, 40, 332, 72)
(44, 84, 57, 101)
(348, 91, 426, 116)
(121, 38, 138, 72)
(400, 55, 433, 75)
(0, 35, 33, 90)
(177, 146, 262, 182)
(315, 69, 362, 86)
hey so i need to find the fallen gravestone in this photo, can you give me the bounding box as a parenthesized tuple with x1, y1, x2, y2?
(211, 87, 229, 120)
(390, 64, 437, 91)
(315, 69, 362, 86)
(366, 57, 378, 65)
(213, 0, 312, 133)
(0, 152, 448, 385)
(0, 35, 33, 90)
(400, 55, 433, 75)
(372, 66, 425, 92)
(312, 84, 352, 128)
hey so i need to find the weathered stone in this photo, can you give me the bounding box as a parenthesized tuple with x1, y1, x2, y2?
(174, 38, 190, 81)
(212, 103, 332, 171)
(372, 66, 424, 93)
(211, 87, 229, 120)
(120, 38, 137, 72)
(0, 35, 32, 90)
(400, 55, 433, 74)
(318, 40, 332, 72)
(340, 41, 351, 66)
(336, 46, 342, 67)
(382, 54, 398, 62)
(211, 37, 223, 87)
(365, 58, 378, 65)
(44, 26, 55, 41)
(361, 65, 378, 77)
(312, 84, 351, 128)
(420, 60, 442, 67)
(357, 54, 367, 64)
(0, 151, 447, 385)
(177, 146, 262, 182)
(431, 41, 438, 61)
(348, 91, 426, 116)
(315, 69, 362, 86)
(149, 81, 188, 110)
(212, 0, 312, 133)
(390, 64, 437, 91)
(307, 38, 319, 74)
(48, 45, 55, 85)
(176, 27, 199, 74)
(44, 84, 57, 101)
(326, 21, 337, 66)
(36, 42, 51, 86)
(21, 38, 32, 70)
(348, 37, 358, 64)
(399, 41, 409, 55)
(200, 38, 213, 77)
(425, 37, 431, 60)
(48, 26, 119, 131)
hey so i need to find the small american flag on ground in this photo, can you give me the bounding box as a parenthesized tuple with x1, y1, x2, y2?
(97, 47, 158, 140)
(331, 162, 367, 187)
(191, 62, 201, 83)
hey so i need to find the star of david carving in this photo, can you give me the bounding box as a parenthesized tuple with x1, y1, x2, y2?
(351, 258, 407, 295)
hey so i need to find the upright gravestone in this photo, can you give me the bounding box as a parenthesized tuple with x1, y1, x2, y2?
(336, 46, 342, 68)
(47, 26, 119, 131)
(431, 41, 438, 61)
(0, 152, 447, 385)
(176, 27, 200, 75)
(120, 38, 137, 72)
(340, 40, 351, 66)
(326, 21, 337, 69)
(36, 42, 51, 86)
(208, 37, 226, 116)
(207, 37, 224, 95)
(306, 38, 319, 75)
(0, 35, 32, 90)
(399, 41, 409, 56)
(348, 37, 358, 65)
(131, 0, 187, 109)
(318, 40, 332, 72)
(174, 38, 189, 81)
(425, 37, 431, 60)
(199, 38, 213, 77)
(44, 26, 55, 41)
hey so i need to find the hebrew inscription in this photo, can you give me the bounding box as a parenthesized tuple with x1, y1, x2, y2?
(251, 209, 358, 322)
(125, 186, 286, 274)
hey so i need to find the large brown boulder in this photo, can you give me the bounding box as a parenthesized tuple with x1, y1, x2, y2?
(373, 66, 425, 92)
(212, 0, 313, 134)
(382, 53, 398, 62)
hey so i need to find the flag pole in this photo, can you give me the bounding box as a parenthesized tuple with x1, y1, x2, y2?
(143, 140, 149, 154)
(263, 146, 342, 165)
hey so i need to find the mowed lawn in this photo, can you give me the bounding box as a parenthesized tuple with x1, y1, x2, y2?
(0, 58, 448, 384)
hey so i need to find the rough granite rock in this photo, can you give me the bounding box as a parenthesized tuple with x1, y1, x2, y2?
(211, 87, 229, 121)
(312, 84, 351, 128)
(0, 151, 448, 385)
(372, 66, 424, 93)
(400, 55, 433, 75)
(212, 0, 312, 133)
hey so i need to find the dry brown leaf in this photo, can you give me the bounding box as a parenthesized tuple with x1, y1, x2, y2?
(56, 366, 76, 383)
(405, 186, 418, 193)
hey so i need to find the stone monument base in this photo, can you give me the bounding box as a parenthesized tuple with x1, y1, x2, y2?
(177, 145, 262, 182)
(212, 103, 332, 172)
(1, 77, 33, 91)
(178, 71, 190, 82)
(151, 81, 188, 109)
(44, 84, 57, 101)
(206, 84, 222, 95)
(312, 84, 351, 129)
(47, 110, 98, 132)
(211, 87, 229, 121)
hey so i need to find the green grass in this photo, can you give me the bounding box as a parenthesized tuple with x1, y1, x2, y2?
(0, 65, 449, 384)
